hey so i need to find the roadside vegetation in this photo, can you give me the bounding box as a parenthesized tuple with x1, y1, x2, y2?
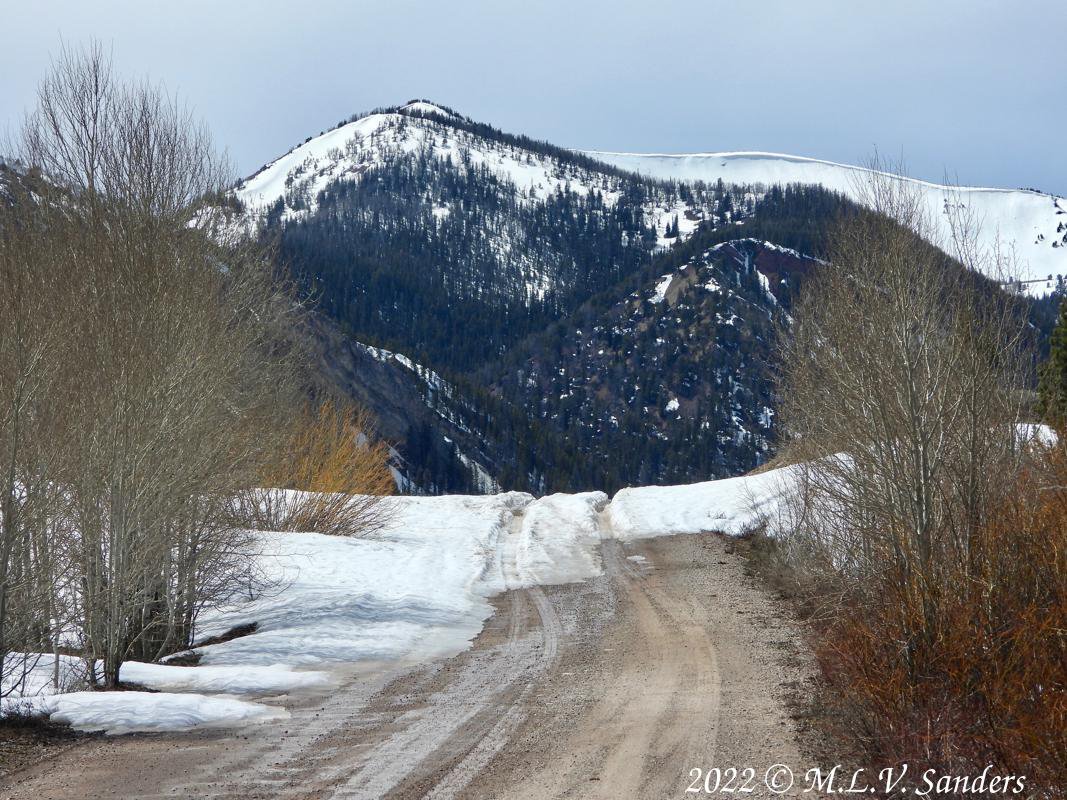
(767, 163, 1066, 792)
(231, 398, 395, 537)
(0, 45, 393, 702)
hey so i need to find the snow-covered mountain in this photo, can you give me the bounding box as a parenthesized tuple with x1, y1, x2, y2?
(230, 100, 749, 374)
(225, 101, 1062, 494)
(235, 102, 1067, 294)
(236, 100, 711, 249)
(586, 150, 1067, 293)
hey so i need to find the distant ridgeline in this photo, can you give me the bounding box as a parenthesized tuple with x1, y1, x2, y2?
(230, 102, 1061, 495)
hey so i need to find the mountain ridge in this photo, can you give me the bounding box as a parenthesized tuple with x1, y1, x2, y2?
(232, 98, 1067, 293)
(587, 149, 1067, 291)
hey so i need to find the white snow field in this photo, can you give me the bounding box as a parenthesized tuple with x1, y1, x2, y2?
(3, 476, 793, 734)
(587, 150, 1067, 292)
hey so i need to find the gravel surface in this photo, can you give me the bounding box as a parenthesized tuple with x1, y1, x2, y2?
(0, 532, 820, 800)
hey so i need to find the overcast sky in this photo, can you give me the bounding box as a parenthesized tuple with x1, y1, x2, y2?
(2, 0, 1063, 194)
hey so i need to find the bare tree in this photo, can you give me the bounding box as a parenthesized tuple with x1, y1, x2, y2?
(776, 159, 1031, 663)
(5, 43, 302, 688)
(0, 170, 80, 696)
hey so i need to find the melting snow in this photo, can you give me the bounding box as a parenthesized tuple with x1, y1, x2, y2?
(30, 440, 1028, 734)
(608, 465, 796, 539)
(652, 273, 674, 303)
(27, 692, 286, 735)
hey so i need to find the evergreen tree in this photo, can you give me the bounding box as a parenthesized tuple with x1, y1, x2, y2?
(1038, 296, 1067, 424)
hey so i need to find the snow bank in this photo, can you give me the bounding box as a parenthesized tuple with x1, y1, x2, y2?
(3, 654, 288, 734)
(607, 465, 797, 539)
(3, 653, 329, 702)
(501, 491, 609, 588)
(121, 661, 332, 694)
(32, 692, 286, 735)
(607, 423, 1055, 542)
(193, 493, 533, 667)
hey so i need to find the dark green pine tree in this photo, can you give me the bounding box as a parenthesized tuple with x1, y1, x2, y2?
(1038, 295, 1067, 424)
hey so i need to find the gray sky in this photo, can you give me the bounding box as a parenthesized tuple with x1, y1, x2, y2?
(2, 0, 1064, 194)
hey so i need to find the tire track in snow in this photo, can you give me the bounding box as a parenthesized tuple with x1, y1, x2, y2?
(326, 505, 560, 800)
(419, 584, 559, 800)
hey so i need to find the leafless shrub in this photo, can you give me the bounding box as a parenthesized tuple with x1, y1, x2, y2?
(232, 399, 396, 537)
(778, 159, 1030, 603)
(774, 160, 1063, 785)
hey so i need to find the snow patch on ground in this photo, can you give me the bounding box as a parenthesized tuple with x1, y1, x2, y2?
(1017, 422, 1057, 447)
(652, 273, 674, 303)
(30, 692, 286, 735)
(2, 652, 290, 734)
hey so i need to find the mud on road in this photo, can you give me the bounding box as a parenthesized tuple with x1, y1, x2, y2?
(0, 533, 820, 800)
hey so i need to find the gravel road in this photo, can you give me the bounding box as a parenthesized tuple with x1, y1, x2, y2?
(0, 531, 819, 800)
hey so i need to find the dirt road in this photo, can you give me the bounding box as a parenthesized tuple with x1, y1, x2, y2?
(0, 532, 819, 800)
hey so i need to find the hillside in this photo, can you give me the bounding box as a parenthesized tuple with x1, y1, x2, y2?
(226, 102, 1062, 495)
(587, 150, 1067, 292)
(234, 101, 739, 370)
(297, 313, 497, 494)
(487, 238, 817, 491)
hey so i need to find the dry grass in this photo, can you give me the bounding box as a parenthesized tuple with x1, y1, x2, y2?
(234, 399, 395, 536)
(745, 447, 807, 476)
